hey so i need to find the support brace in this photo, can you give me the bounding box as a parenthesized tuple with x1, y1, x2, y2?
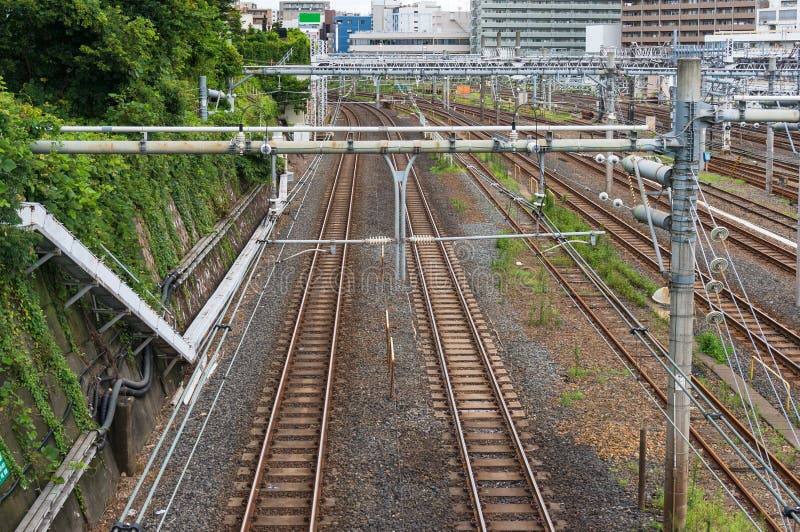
(25, 249, 61, 275)
(383, 154, 418, 281)
(64, 282, 98, 310)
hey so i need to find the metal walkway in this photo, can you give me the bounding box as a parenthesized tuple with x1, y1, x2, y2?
(17, 202, 196, 363)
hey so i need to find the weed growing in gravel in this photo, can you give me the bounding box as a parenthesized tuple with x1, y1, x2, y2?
(696, 331, 730, 363)
(559, 390, 585, 406)
(430, 155, 463, 174)
(477, 153, 520, 192)
(451, 197, 467, 215)
(567, 341, 589, 379)
(492, 236, 562, 325)
(542, 191, 659, 306)
(686, 462, 755, 531)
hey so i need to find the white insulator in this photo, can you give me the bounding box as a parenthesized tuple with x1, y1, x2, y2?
(752, 122, 761, 129)
(260, 143, 272, 156)
(739, 121, 747, 128)
(710, 257, 729, 273)
(705, 310, 725, 325)
(710, 226, 729, 242)
(607, 154, 620, 165)
(705, 280, 724, 294)
(599, 191, 609, 201)
(594, 153, 606, 164)
(612, 198, 624, 208)
(366, 236, 391, 245)
(527, 141, 539, 153)
(411, 234, 435, 244)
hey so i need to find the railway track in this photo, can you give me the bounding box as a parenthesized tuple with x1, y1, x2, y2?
(550, 91, 800, 195)
(229, 107, 359, 530)
(404, 102, 800, 527)
(446, 100, 798, 274)
(360, 102, 559, 531)
(448, 99, 798, 235)
(460, 151, 800, 530)
(413, 100, 800, 401)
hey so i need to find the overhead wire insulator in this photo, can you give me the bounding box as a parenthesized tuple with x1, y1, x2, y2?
(709, 257, 729, 273)
(705, 280, 724, 294)
(710, 226, 729, 242)
(705, 311, 725, 325)
(410, 235, 435, 244)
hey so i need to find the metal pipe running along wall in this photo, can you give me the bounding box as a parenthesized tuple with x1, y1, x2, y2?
(29, 138, 668, 155)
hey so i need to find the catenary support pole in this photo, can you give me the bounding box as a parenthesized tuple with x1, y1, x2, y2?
(664, 57, 701, 532)
(199, 76, 208, 122)
(383, 154, 417, 281)
(766, 57, 777, 195)
(605, 51, 617, 195)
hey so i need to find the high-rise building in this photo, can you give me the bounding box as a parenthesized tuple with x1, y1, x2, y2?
(621, 0, 756, 47)
(470, 0, 621, 55)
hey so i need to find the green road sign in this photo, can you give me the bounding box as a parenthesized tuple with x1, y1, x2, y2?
(0, 452, 9, 486)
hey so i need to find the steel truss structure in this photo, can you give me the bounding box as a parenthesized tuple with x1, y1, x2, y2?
(245, 50, 800, 78)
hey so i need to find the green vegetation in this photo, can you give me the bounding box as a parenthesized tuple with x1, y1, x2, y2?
(567, 341, 589, 379)
(430, 154, 463, 174)
(451, 198, 467, 216)
(648, 468, 756, 530)
(478, 153, 520, 192)
(542, 191, 659, 306)
(559, 390, 586, 407)
(696, 331, 730, 363)
(0, 2, 311, 495)
(491, 236, 561, 326)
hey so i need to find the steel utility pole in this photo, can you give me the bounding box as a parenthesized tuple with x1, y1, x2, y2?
(664, 57, 701, 532)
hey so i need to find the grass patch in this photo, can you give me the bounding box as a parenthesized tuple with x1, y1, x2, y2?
(451, 197, 466, 216)
(430, 154, 463, 174)
(492, 236, 562, 326)
(542, 191, 659, 306)
(560, 390, 586, 407)
(698, 171, 728, 183)
(478, 153, 520, 192)
(696, 331, 729, 363)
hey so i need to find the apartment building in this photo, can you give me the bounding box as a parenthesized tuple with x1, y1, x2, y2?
(470, 0, 622, 55)
(621, 0, 757, 46)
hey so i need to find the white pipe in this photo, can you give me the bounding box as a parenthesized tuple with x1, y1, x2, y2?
(718, 108, 800, 122)
(733, 95, 800, 102)
(30, 138, 667, 155)
(59, 124, 652, 134)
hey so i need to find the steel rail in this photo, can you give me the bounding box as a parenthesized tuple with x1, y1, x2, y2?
(447, 98, 800, 246)
(364, 102, 556, 531)
(408, 162, 557, 532)
(420, 101, 800, 379)
(240, 109, 357, 531)
(442, 139, 786, 530)
(422, 103, 800, 502)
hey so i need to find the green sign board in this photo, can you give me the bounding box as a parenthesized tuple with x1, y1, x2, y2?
(0, 452, 9, 486)
(298, 12, 321, 24)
